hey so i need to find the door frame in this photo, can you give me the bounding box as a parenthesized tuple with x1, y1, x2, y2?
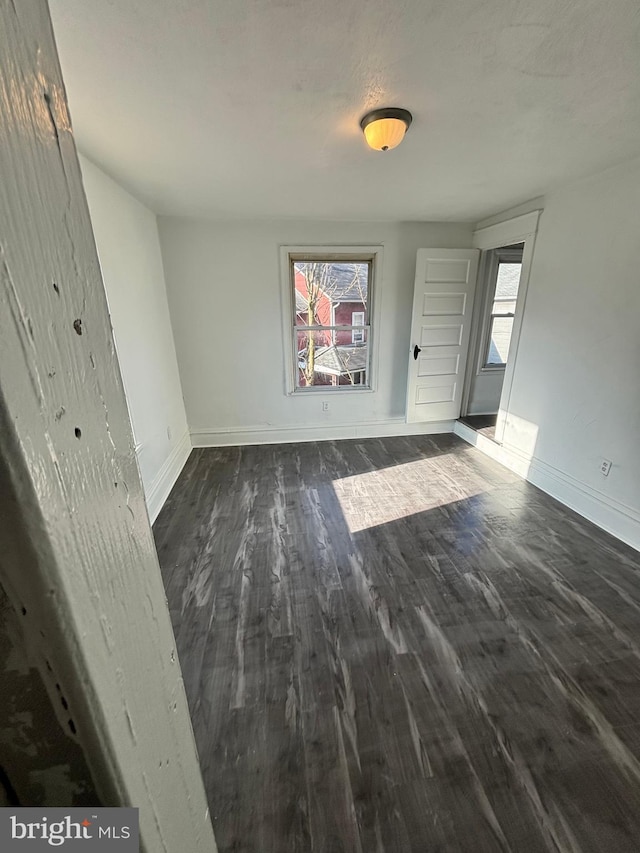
(461, 245, 524, 418)
(0, 3, 216, 847)
(462, 210, 542, 444)
(474, 245, 524, 376)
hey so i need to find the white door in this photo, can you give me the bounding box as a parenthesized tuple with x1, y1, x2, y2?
(406, 249, 479, 423)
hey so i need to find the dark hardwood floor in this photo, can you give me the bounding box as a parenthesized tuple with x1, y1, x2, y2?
(153, 434, 640, 852)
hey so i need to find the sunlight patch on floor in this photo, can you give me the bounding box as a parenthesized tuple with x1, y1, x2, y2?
(331, 455, 485, 533)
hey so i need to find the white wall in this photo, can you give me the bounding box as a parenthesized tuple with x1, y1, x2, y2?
(157, 218, 474, 444)
(467, 370, 504, 415)
(497, 159, 640, 548)
(80, 156, 189, 520)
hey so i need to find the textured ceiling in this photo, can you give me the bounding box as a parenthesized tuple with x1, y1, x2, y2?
(49, 0, 640, 221)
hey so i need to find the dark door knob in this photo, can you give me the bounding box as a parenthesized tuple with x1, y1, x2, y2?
(413, 344, 422, 360)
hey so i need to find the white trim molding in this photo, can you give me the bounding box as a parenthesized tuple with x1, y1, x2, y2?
(454, 422, 640, 552)
(473, 210, 542, 251)
(471, 209, 542, 445)
(0, 5, 216, 847)
(146, 431, 192, 523)
(191, 418, 454, 447)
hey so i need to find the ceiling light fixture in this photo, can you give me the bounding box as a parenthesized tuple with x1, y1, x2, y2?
(360, 107, 413, 151)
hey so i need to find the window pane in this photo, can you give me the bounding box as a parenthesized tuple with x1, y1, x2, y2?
(486, 316, 514, 365)
(293, 261, 369, 327)
(493, 263, 521, 312)
(296, 328, 369, 388)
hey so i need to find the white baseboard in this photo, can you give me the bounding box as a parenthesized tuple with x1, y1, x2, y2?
(191, 418, 455, 448)
(454, 421, 640, 552)
(145, 431, 192, 524)
(454, 421, 533, 477)
(146, 418, 640, 552)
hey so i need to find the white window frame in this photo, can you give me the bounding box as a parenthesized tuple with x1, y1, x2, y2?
(279, 245, 383, 395)
(477, 247, 523, 373)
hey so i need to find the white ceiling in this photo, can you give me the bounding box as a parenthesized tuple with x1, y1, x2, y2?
(49, 0, 640, 222)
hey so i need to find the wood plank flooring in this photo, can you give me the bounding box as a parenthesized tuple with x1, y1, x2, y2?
(153, 435, 640, 852)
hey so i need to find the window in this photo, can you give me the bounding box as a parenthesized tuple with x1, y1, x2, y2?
(351, 311, 365, 344)
(482, 251, 522, 369)
(282, 247, 381, 393)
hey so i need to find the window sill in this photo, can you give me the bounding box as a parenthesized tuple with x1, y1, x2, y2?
(289, 385, 374, 395)
(478, 365, 507, 375)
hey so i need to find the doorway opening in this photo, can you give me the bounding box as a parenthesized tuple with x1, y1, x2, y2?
(460, 243, 524, 442)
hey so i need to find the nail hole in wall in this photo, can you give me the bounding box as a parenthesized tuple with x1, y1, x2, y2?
(74, 427, 82, 439)
(68, 719, 77, 735)
(53, 282, 60, 295)
(73, 319, 83, 335)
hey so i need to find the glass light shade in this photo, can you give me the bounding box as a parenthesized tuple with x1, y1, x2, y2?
(360, 108, 412, 152)
(363, 117, 408, 151)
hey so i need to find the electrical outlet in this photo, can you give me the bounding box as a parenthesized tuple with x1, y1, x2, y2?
(600, 459, 612, 477)
(322, 401, 329, 412)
